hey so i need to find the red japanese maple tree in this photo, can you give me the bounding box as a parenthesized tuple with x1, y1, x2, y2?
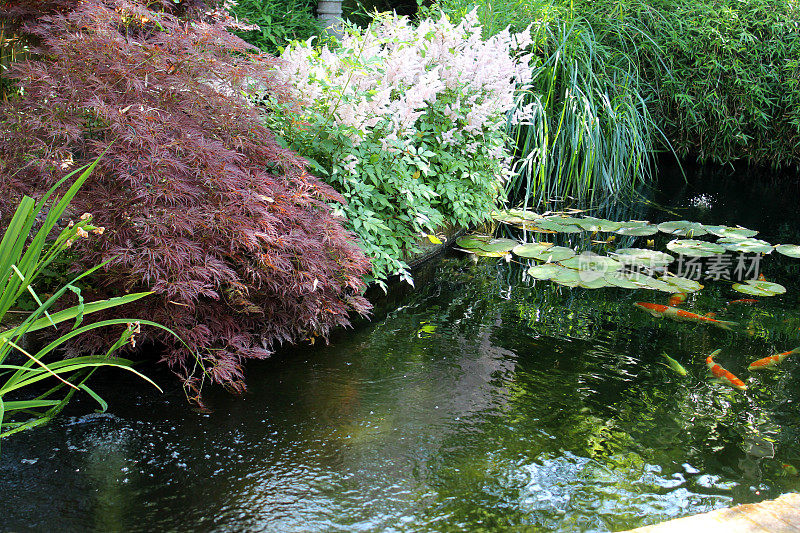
(0, 0, 372, 397)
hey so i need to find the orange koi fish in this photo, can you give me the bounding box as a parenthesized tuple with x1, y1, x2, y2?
(706, 349, 747, 390)
(727, 299, 759, 306)
(633, 302, 738, 330)
(668, 292, 687, 306)
(748, 347, 800, 371)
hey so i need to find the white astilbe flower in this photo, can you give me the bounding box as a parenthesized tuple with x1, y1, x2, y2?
(277, 9, 534, 149)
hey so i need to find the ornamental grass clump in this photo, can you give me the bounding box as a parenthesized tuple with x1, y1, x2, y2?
(266, 10, 535, 285)
(0, 0, 371, 396)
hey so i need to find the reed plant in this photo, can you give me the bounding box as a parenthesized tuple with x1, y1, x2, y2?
(427, 0, 662, 207)
(0, 159, 178, 450)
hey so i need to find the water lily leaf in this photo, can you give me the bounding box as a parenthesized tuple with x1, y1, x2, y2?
(552, 268, 582, 287)
(456, 234, 492, 250)
(615, 221, 659, 236)
(578, 217, 623, 232)
(613, 248, 675, 267)
(577, 270, 610, 289)
(605, 271, 645, 289)
(544, 215, 585, 226)
(775, 244, 800, 258)
(733, 280, 786, 296)
(637, 276, 677, 292)
(490, 211, 525, 224)
(531, 246, 576, 262)
(659, 275, 704, 293)
(666, 239, 725, 257)
(657, 220, 708, 237)
(527, 263, 564, 280)
(717, 237, 773, 254)
(474, 250, 509, 257)
(530, 219, 582, 233)
(559, 252, 623, 272)
(507, 209, 542, 221)
(478, 238, 518, 253)
(513, 242, 554, 258)
(705, 225, 758, 239)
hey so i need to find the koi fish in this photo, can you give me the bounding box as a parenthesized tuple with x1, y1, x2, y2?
(706, 349, 747, 390)
(748, 347, 800, 371)
(727, 299, 759, 306)
(705, 312, 717, 318)
(661, 353, 688, 376)
(633, 302, 738, 330)
(668, 292, 687, 306)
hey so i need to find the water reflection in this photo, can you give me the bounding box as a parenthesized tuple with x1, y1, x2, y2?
(2, 167, 800, 531)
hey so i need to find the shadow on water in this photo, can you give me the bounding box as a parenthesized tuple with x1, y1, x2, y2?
(2, 164, 800, 532)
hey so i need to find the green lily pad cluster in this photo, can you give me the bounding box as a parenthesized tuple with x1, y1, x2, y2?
(732, 280, 787, 296)
(469, 209, 799, 297)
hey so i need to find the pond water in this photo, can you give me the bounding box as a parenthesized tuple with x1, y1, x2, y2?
(2, 163, 800, 532)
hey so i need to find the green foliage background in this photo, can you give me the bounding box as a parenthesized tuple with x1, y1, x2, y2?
(230, 0, 323, 54)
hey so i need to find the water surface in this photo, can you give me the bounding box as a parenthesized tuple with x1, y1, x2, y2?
(2, 164, 800, 532)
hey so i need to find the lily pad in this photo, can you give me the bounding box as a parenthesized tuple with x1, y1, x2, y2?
(560, 252, 623, 272)
(705, 225, 758, 239)
(657, 220, 708, 237)
(613, 248, 675, 267)
(733, 279, 786, 296)
(491, 211, 525, 224)
(527, 263, 565, 280)
(578, 217, 624, 232)
(615, 221, 659, 236)
(666, 239, 725, 257)
(477, 238, 518, 254)
(530, 245, 576, 263)
(775, 244, 800, 258)
(659, 275, 704, 293)
(552, 268, 582, 287)
(605, 271, 646, 289)
(530, 219, 582, 233)
(474, 250, 510, 258)
(456, 235, 492, 250)
(577, 270, 611, 289)
(717, 237, 773, 254)
(513, 242, 553, 258)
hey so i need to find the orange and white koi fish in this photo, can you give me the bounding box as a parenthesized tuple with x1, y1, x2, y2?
(668, 292, 687, 306)
(633, 302, 738, 330)
(727, 299, 759, 306)
(706, 349, 747, 390)
(748, 347, 800, 371)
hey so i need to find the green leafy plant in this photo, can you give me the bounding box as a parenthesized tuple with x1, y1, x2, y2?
(429, 0, 661, 206)
(268, 11, 530, 285)
(0, 159, 178, 448)
(230, 0, 324, 54)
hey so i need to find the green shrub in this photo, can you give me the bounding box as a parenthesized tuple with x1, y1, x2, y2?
(230, 0, 324, 54)
(268, 12, 532, 285)
(576, 0, 800, 166)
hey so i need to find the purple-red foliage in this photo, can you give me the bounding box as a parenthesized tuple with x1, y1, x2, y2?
(0, 0, 372, 395)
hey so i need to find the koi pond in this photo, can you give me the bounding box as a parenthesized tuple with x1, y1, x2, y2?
(2, 162, 800, 532)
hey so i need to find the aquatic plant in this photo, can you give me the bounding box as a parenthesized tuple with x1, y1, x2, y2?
(268, 9, 533, 285)
(456, 209, 794, 295)
(0, 0, 371, 395)
(0, 161, 173, 449)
